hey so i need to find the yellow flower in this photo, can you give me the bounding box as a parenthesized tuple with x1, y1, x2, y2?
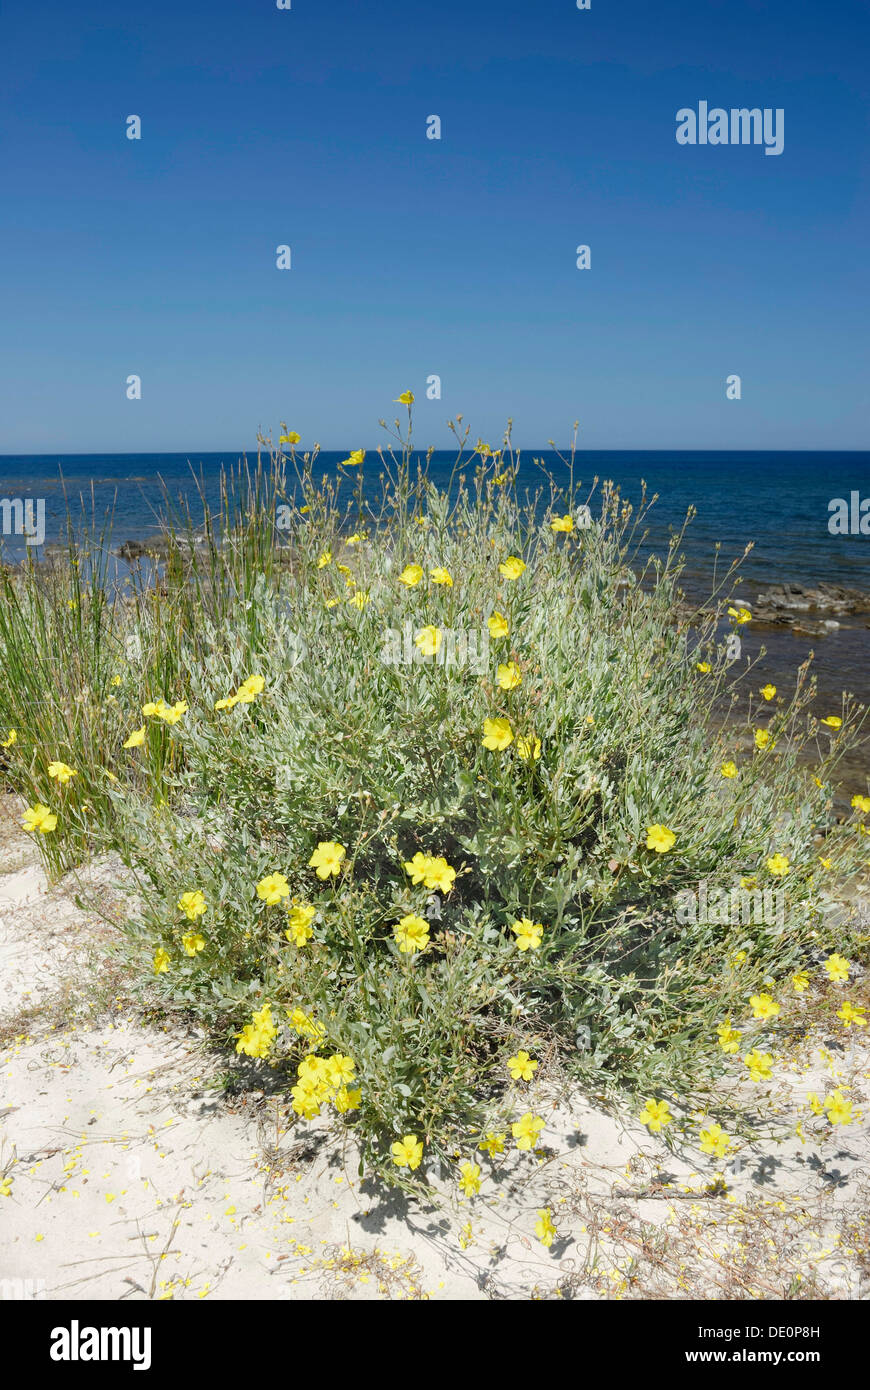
(290, 1084, 321, 1119)
(766, 853, 790, 877)
(498, 556, 526, 580)
(716, 1019, 741, 1053)
(235, 1004, 277, 1059)
(22, 803, 57, 835)
(639, 1098, 672, 1133)
(279, 432, 301, 445)
(181, 931, 206, 957)
(326, 1054, 356, 1087)
(727, 606, 752, 625)
(403, 851, 430, 886)
(177, 890, 207, 920)
(699, 1124, 730, 1159)
(836, 1001, 866, 1028)
(807, 1092, 824, 1116)
(0, 730, 17, 748)
(309, 841, 346, 879)
(348, 590, 370, 609)
(791, 971, 809, 993)
(414, 625, 442, 657)
(317, 550, 332, 567)
(511, 917, 544, 951)
(285, 902, 316, 946)
(516, 734, 541, 761)
(749, 992, 780, 1021)
(824, 953, 850, 982)
(824, 1090, 854, 1125)
(394, 391, 415, 405)
(535, 1208, 557, 1247)
(334, 1087, 361, 1114)
(256, 872, 291, 905)
(760, 684, 777, 701)
(720, 761, 738, 779)
(123, 726, 146, 748)
(153, 947, 170, 975)
(393, 914, 430, 955)
(287, 1008, 326, 1042)
(297, 1054, 330, 1091)
(820, 715, 842, 730)
(696, 662, 711, 673)
(511, 1112, 545, 1151)
(645, 824, 676, 854)
(479, 1132, 506, 1158)
(401, 852, 455, 894)
(398, 563, 423, 586)
(458, 1161, 481, 1197)
(507, 1050, 538, 1082)
(143, 697, 187, 724)
(743, 1049, 773, 1081)
(425, 855, 456, 893)
(754, 728, 772, 750)
(339, 449, 365, 467)
(236, 675, 265, 703)
(496, 661, 522, 691)
(429, 566, 453, 587)
(818, 857, 833, 870)
(482, 717, 513, 751)
(47, 761, 76, 784)
(851, 794, 870, 815)
(390, 1134, 424, 1170)
(487, 612, 509, 639)
(550, 514, 574, 533)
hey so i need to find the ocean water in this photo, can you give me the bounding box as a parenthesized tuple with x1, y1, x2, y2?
(0, 449, 867, 587)
(1, 449, 868, 711)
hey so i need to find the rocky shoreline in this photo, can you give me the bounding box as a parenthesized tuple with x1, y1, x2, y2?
(673, 580, 870, 639)
(744, 581, 870, 638)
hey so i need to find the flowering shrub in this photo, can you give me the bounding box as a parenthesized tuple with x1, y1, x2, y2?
(0, 415, 867, 1189)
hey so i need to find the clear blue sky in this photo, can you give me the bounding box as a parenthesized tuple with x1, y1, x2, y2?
(1, 0, 868, 452)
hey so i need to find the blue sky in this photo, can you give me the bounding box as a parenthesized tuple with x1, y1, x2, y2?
(1, 0, 868, 452)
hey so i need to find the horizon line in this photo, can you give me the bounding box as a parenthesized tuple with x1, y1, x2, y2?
(1, 447, 869, 459)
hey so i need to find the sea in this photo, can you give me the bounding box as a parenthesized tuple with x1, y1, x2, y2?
(1, 449, 868, 716)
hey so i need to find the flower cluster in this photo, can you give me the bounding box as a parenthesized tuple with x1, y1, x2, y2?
(142, 697, 188, 725)
(290, 1051, 359, 1119)
(235, 1004, 278, 1059)
(403, 851, 456, 893)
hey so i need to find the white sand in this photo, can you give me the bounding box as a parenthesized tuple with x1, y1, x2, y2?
(1, 797, 867, 1301)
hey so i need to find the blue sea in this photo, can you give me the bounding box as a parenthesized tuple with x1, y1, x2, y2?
(1, 449, 868, 708)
